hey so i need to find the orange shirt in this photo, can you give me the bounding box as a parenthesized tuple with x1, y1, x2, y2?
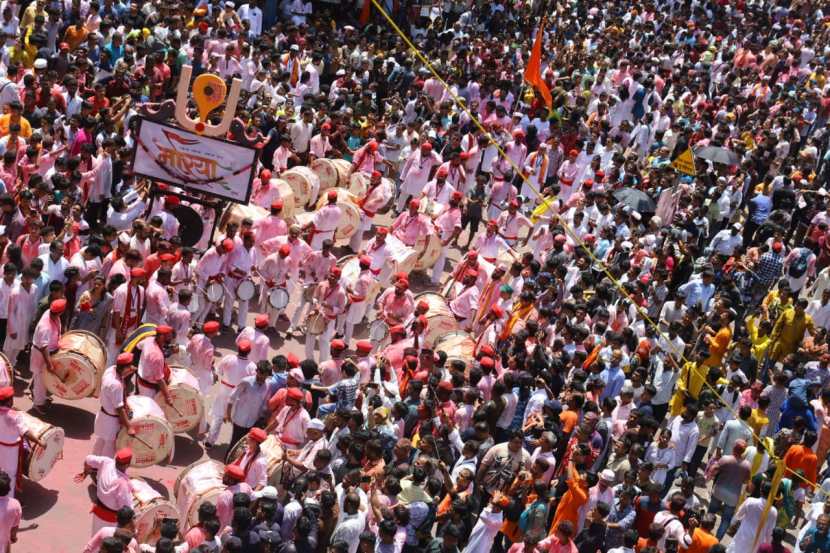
(783, 443, 818, 488)
(680, 528, 718, 553)
(549, 472, 587, 535)
(560, 410, 579, 434)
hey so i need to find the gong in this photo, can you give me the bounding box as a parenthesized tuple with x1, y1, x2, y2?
(172, 205, 205, 247)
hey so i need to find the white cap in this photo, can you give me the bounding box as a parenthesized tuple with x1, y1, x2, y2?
(225, 1, 235, 6)
(290, 44, 300, 51)
(253, 486, 278, 500)
(118, 232, 131, 245)
(600, 469, 616, 482)
(33, 58, 47, 69)
(308, 418, 325, 431)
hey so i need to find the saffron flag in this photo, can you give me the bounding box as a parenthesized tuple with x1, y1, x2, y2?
(359, 0, 371, 26)
(524, 18, 552, 109)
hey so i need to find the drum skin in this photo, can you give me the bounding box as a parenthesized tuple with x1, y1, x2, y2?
(174, 459, 225, 531)
(155, 367, 204, 434)
(19, 412, 64, 482)
(44, 330, 107, 400)
(413, 292, 460, 345)
(116, 396, 174, 467)
(131, 477, 179, 543)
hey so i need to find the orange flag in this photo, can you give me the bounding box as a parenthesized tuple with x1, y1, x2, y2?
(524, 18, 552, 109)
(359, 0, 371, 25)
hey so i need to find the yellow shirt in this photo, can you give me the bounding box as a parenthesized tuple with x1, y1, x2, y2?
(746, 315, 771, 362)
(0, 114, 32, 138)
(770, 307, 815, 361)
(748, 408, 769, 438)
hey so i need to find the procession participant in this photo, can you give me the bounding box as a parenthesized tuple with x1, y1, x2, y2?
(193, 238, 234, 325)
(142, 267, 171, 325)
(309, 123, 334, 161)
(187, 321, 221, 396)
(350, 140, 387, 175)
(223, 230, 257, 332)
(474, 265, 508, 323)
(487, 170, 517, 221)
(170, 247, 195, 294)
(557, 149, 582, 203)
(318, 340, 347, 387)
(82, 507, 137, 553)
(235, 314, 271, 364)
(354, 341, 375, 384)
(522, 143, 549, 201)
(390, 198, 433, 248)
(359, 227, 395, 297)
(473, 221, 517, 264)
(376, 278, 415, 327)
(474, 305, 506, 345)
(437, 152, 468, 192)
(288, 238, 336, 336)
(258, 244, 293, 328)
(303, 189, 342, 250)
(225, 360, 271, 450)
(421, 166, 457, 211)
(76, 447, 134, 535)
(305, 266, 347, 364)
(340, 255, 374, 346)
(230, 427, 269, 490)
(0, 386, 44, 499)
(216, 464, 253, 529)
(431, 191, 463, 285)
(449, 271, 481, 331)
(3, 267, 36, 369)
(266, 367, 312, 416)
(264, 224, 312, 290)
(30, 298, 66, 414)
(206, 339, 256, 449)
(398, 141, 442, 212)
(135, 325, 174, 405)
(268, 386, 310, 451)
(109, 268, 146, 363)
(282, 417, 328, 473)
(157, 196, 181, 240)
(166, 288, 192, 352)
(92, 353, 136, 458)
(252, 200, 289, 246)
(496, 199, 533, 247)
(251, 170, 281, 209)
(349, 171, 393, 252)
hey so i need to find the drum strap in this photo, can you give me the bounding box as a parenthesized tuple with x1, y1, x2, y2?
(101, 407, 118, 417)
(221, 380, 236, 388)
(0, 437, 25, 496)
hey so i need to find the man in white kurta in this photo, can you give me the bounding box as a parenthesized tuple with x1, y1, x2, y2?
(725, 495, 777, 553)
(431, 192, 463, 285)
(193, 239, 234, 325)
(305, 267, 347, 363)
(341, 255, 374, 346)
(462, 503, 504, 553)
(2, 270, 35, 370)
(348, 171, 393, 252)
(0, 386, 40, 500)
(81, 448, 134, 535)
(307, 190, 342, 250)
(92, 353, 135, 458)
(31, 299, 65, 412)
(235, 314, 271, 364)
(258, 244, 293, 326)
(223, 231, 258, 330)
(206, 342, 256, 447)
(398, 142, 442, 211)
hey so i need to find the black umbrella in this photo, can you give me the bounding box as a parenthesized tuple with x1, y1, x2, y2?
(613, 187, 657, 214)
(695, 146, 739, 165)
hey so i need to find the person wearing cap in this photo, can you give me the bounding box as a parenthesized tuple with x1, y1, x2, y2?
(135, 325, 174, 403)
(421, 164, 458, 211)
(193, 237, 234, 325)
(287, 237, 335, 336)
(354, 340, 375, 384)
(142, 266, 172, 326)
(222, 230, 257, 332)
(92, 352, 136, 458)
(206, 339, 256, 448)
(157, 195, 181, 241)
(376, 276, 415, 326)
(235, 314, 271, 364)
(304, 265, 347, 363)
(258, 243, 293, 329)
(349, 170, 393, 253)
(449, 270, 480, 331)
(216, 464, 253, 529)
(251, 169, 278, 209)
(391, 197, 434, 248)
(339, 254, 374, 346)
(309, 357, 361, 417)
(229, 427, 269, 490)
(557, 148, 582, 203)
(108, 264, 146, 361)
(268, 385, 310, 451)
(472, 265, 508, 326)
(0, 386, 44, 500)
(226, 360, 272, 454)
(522, 142, 549, 200)
(359, 227, 394, 293)
(30, 297, 67, 413)
(282, 417, 328, 474)
(251, 195, 289, 245)
(473, 220, 516, 265)
(398, 140, 442, 212)
(82, 505, 139, 553)
(304, 189, 342, 252)
(350, 139, 389, 176)
(78, 447, 134, 534)
(496, 199, 532, 248)
(429, 190, 463, 285)
(308, 122, 334, 161)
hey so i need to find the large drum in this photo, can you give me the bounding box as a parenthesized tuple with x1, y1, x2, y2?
(226, 435, 288, 489)
(131, 478, 178, 543)
(385, 234, 419, 276)
(0, 352, 12, 388)
(313, 188, 362, 243)
(19, 412, 63, 482)
(414, 292, 460, 345)
(413, 232, 442, 271)
(45, 330, 107, 400)
(433, 331, 476, 370)
(221, 204, 267, 232)
(282, 166, 320, 208)
(330, 159, 352, 187)
(155, 367, 203, 434)
(174, 459, 225, 531)
(310, 158, 341, 192)
(338, 255, 381, 304)
(116, 396, 174, 468)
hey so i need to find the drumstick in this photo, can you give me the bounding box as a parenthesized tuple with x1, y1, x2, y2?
(168, 402, 184, 418)
(130, 434, 154, 449)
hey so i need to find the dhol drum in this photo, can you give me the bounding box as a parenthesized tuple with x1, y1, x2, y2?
(368, 319, 389, 343)
(45, 330, 107, 400)
(306, 311, 327, 336)
(205, 282, 224, 303)
(282, 166, 320, 208)
(116, 396, 174, 468)
(385, 234, 419, 275)
(236, 279, 256, 302)
(348, 171, 369, 196)
(310, 158, 340, 192)
(174, 459, 225, 532)
(413, 292, 460, 345)
(220, 204, 268, 232)
(313, 188, 362, 243)
(338, 255, 381, 306)
(155, 367, 203, 434)
(433, 331, 476, 370)
(226, 435, 288, 490)
(418, 198, 444, 219)
(413, 231, 442, 271)
(330, 159, 353, 187)
(268, 287, 290, 310)
(131, 478, 178, 543)
(19, 412, 63, 482)
(0, 352, 12, 388)
(273, 179, 297, 218)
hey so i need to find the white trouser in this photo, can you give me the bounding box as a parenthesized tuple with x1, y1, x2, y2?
(305, 318, 335, 363)
(310, 231, 335, 251)
(194, 289, 218, 325)
(223, 280, 249, 327)
(92, 408, 121, 458)
(343, 300, 369, 346)
(207, 384, 233, 444)
(431, 244, 450, 285)
(92, 437, 117, 458)
(30, 349, 48, 407)
(137, 381, 158, 398)
(290, 282, 313, 328)
(395, 192, 411, 212)
(193, 368, 213, 435)
(349, 217, 372, 252)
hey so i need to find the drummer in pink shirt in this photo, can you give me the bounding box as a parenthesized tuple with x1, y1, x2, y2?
(269, 387, 310, 450)
(230, 428, 269, 490)
(377, 279, 415, 326)
(252, 200, 289, 246)
(304, 190, 342, 250)
(77, 448, 134, 535)
(309, 123, 333, 160)
(318, 340, 347, 386)
(351, 140, 388, 175)
(0, 387, 44, 499)
(215, 464, 253, 528)
(449, 271, 481, 331)
(391, 199, 433, 247)
(187, 321, 220, 395)
(135, 325, 174, 404)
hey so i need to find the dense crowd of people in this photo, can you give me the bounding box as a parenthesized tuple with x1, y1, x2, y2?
(0, 0, 828, 551)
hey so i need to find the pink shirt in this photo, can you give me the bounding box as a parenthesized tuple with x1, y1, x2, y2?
(216, 482, 253, 528)
(497, 211, 531, 241)
(252, 179, 283, 209)
(311, 204, 342, 234)
(235, 327, 270, 364)
(314, 281, 347, 319)
(261, 236, 311, 277)
(237, 450, 268, 489)
(32, 310, 60, 351)
(422, 180, 457, 207)
(303, 250, 337, 282)
(252, 215, 289, 245)
(434, 205, 462, 240)
(391, 212, 433, 247)
(379, 288, 415, 323)
(319, 359, 343, 387)
(309, 134, 331, 158)
(274, 405, 310, 449)
(352, 145, 383, 173)
(85, 455, 132, 511)
(83, 525, 138, 553)
(137, 337, 166, 384)
(473, 233, 510, 261)
(215, 354, 256, 388)
(187, 334, 215, 373)
(259, 253, 291, 287)
(194, 247, 226, 286)
(449, 285, 480, 319)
